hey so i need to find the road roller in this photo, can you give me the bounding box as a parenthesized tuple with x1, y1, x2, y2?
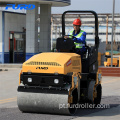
(17, 11, 102, 115)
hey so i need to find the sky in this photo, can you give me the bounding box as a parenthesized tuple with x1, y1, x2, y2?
(52, 0, 120, 14)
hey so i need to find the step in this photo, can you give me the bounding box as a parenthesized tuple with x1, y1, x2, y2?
(101, 70, 120, 74)
(98, 67, 120, 77)
(99, 67, 120, 70)
(102, 73, 120, 77)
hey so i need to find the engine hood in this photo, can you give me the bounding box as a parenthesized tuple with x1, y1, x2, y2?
(22, 52, 81, 74)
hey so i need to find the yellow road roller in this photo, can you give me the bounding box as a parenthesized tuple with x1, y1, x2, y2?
(17, 11, 102, 115)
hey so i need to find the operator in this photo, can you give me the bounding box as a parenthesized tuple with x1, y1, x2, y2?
(64, 19, 86, 58)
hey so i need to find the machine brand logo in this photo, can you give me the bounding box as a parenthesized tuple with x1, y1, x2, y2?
(66, 59, 72, 66)
(5, 4, 35, 10)
(36, 67, 48, 70)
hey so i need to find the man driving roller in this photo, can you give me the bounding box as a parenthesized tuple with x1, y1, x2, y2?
(64, 18, 86, 58)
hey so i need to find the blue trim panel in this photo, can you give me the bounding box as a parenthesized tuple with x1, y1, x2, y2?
(1, 52, 26, 63)
(26, 53, 38, 61)
(2, 52, 38, 63)
(2, 11, 5, 63)
(4, 52, 9, 63)
(14, 52, 25, 63)
(0, 52, 9, 63)
(0, 52, 2, 63)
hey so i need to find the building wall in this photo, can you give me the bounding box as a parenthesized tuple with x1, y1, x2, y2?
(4, 12, 26, 63)
(0, 11, 2, 63)
(4, 12, 26, 52)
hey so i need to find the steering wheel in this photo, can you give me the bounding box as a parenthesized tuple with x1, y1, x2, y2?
(64, 35, 77, 40)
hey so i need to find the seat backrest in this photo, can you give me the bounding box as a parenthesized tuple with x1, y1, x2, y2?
(113, 58, 118, 63)
(107, 58, 117, 64)
(56, 37, 75, 52)
(107, 58, 111, 63)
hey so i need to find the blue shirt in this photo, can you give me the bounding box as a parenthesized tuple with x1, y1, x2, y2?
(69, 29, 86, 52)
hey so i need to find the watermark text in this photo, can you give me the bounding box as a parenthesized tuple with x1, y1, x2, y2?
(59, 103, 110, 109)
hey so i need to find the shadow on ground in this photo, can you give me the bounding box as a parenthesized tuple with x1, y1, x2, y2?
(75, 96, 120, 117)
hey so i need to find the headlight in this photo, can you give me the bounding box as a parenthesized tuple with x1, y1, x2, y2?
(54, 79, 59, 84)
(28, 78, 32, 83)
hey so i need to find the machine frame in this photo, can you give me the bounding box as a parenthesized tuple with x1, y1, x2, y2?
(17, 10, 102, 115)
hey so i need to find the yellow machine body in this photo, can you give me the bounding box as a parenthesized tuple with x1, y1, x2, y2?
(21, 52, 82, 75)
